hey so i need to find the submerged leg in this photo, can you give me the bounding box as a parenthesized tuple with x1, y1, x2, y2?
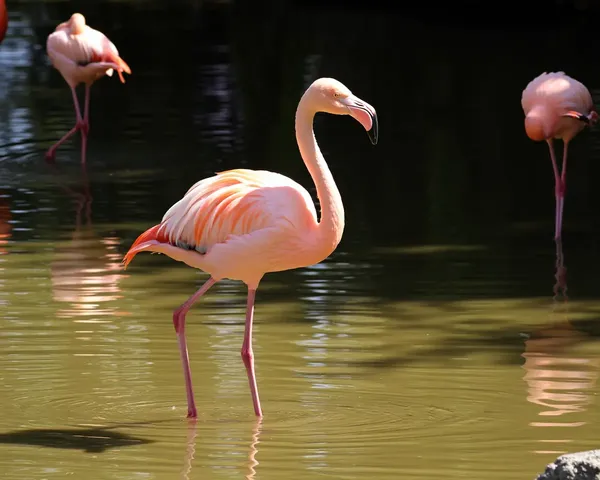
(80, 84, 91, 164)
(241, 288, 262, 417)
(173, 276, 217, 418)
(546, 139, 563, 240)
(45, 86, 84, 162)
(553, 237, 567, 299)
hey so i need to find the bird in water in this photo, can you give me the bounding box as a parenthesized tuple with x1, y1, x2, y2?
(0, 0, 7, 45)
(45, 13, 131, 164)
(522, 71, 597, 240)
(123, 77, 379, 418)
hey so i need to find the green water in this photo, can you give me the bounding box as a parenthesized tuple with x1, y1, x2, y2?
(2, 2, 600, 479)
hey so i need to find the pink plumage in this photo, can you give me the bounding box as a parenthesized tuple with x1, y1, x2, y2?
(124, 77, 379, 418)
(521, 71, 597, 240)
(125, 169, 327, 288)
(522, 72, 595, 142)
(45, 13, 131, 164)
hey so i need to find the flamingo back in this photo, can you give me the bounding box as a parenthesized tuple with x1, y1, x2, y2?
(522, 72, 594, 116)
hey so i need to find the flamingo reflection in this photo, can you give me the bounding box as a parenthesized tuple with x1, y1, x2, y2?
(180, 421, 197, 480)
(0, 190, 11, 307)
(553, 239, 567, 300)
(0, 190, 11, 255)
(521, 240, 599, 453)
(180, 418, 261, 480)
(245, 418, 261, 480)
(49, 166, 128, 319)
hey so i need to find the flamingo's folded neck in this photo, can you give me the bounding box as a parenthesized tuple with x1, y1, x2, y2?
(525, 106, 551, 141)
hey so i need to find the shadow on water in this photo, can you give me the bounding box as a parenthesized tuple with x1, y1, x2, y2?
(0, 426, 153, 453)
(344, 243, 600, 371)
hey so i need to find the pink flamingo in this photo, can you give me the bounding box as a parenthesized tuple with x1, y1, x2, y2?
(123, 78, 378, 418)
(45, 13, 131, 164)
(522, 71, 597, 240)
(0, 0, 8, 45)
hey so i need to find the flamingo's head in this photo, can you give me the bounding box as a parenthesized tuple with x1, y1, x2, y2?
(305, 77, 378, 145)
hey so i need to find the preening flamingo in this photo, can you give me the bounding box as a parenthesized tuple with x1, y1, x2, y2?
(522, 71, 597, 240)
(0, 0, 8, 45)
(45, 13, 131, 164)
(123, 77, 378, 418)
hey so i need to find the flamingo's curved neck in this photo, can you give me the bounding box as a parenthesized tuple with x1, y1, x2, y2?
(295, 95, 344, 250)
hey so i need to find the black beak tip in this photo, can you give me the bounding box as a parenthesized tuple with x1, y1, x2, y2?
(367, 114, 379, 145)
(562, 112, 589, 124)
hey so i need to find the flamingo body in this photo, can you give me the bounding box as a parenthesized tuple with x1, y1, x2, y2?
(125, 169, 329, 289)
(522, 72, 595, 143)
(45, 13, 131, 164)
(124, 77, 379, 418)
(521, 72, 597, 239)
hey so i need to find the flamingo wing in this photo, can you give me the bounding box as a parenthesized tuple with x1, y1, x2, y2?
(123, 168, 318, 267)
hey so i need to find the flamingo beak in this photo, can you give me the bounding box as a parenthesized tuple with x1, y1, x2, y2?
(562, 110, 596, 126)
(341, 95, 378, 145)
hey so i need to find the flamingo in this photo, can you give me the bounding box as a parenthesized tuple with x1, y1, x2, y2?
(0, 0, 7, 45)
(123, 77, 378, 418)
(522, 72, 597, 240)
(45, 13, 131, 164)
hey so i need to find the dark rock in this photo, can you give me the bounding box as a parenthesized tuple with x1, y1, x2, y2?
(536, 450, 600, 480)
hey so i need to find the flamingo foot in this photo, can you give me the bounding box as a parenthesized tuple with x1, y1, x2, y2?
(187, 407, 198, 418)
(45, 148, 57, 163)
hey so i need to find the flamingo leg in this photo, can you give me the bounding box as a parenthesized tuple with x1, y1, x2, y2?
(546, 139, 564, 240)
(173, 276, 217, 418)
(557, 141, 570, 236)
(241, 288, 262, 417)
(81, 84, 91, 164)
(45, 86, 85, 162)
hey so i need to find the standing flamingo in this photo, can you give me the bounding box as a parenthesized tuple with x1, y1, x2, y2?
(522, 72, 597, 240)
(45, 13, 131, 164)
(123, 78, 378, 418)
(0, 0, 8, 44)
